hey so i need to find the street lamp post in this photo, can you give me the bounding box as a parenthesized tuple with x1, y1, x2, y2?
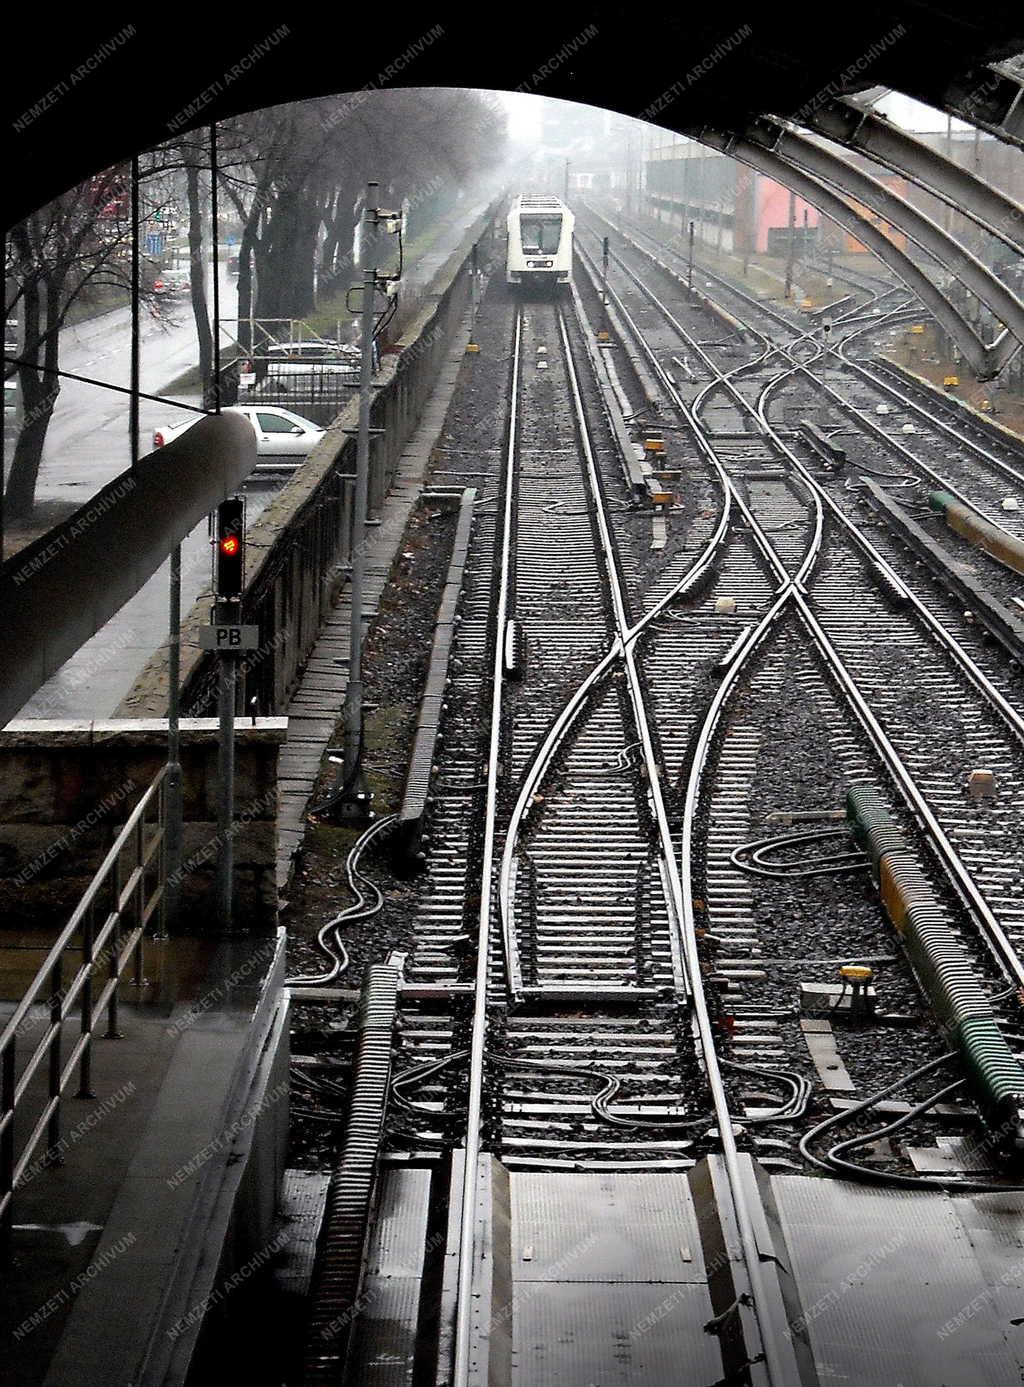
(340, 182, 380, 819)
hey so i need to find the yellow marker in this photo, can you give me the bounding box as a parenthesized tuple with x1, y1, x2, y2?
(466, 343, 480, 354)
(943, 375, 959, 388)
(840, 965, 873, 983)
(910, 324, 925, 335)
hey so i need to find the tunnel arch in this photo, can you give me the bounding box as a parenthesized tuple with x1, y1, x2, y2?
(4, 6, 1021, 226)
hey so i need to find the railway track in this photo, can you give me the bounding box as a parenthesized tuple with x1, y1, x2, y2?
(579, 221, 1024, 962)
(442, 296, 803, 1386)
(309, 217, 1023, 1387)
(569, 213, 1024, 1137)
(583, 202, 1024, 541)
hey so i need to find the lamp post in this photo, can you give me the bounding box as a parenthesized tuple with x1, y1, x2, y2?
(341, 182, 380, 814)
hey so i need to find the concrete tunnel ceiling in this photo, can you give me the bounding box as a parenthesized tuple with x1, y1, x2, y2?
(4, 4, 1022, 227)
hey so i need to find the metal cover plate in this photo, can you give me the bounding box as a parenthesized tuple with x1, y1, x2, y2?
(364, 1166, 432, 1278)
(771, 1177, 1024, 1387)
(274, 1169, 330, 1298)
(344, 1168, 432, 1386)
(513, 1282, 720, 1385)
(511, 1172, 707, 1282)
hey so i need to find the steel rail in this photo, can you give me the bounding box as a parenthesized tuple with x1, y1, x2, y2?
(593, 224, 1024, 707)
(586, 202, 1024, 495)
(556, 306, 690, 996)
(613, 253, 1024, 990)
(572, 243, 813, 1387)
(672, 251, 1023, 542)
(488, 269, 799, 1386)
(753, 360, 1024, 744)
(450, 309, 522, 1387)
(497, 268, 735, 1001)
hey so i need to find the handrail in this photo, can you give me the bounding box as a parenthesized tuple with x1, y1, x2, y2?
(1, 768, 166, 1046)
(1, 765, 167, 1257)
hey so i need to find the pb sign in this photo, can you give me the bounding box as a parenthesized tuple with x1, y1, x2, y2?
(199, 624, 260, 651)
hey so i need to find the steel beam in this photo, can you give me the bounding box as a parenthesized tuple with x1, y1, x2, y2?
(0, 412, 257, 725)
(743, 118, 1024, 349)
(915, 61, 1024, 150)
(688, 126, 1019, 380)
(796, 97, 1024, 253)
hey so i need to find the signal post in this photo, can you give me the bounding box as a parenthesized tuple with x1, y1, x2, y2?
(202, 496, 252, 929)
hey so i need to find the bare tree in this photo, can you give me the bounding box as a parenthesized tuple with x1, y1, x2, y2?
(219, 89, 507, 337)
(4, 169, 167, 521)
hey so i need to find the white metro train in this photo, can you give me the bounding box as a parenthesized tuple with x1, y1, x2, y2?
(506, 194, 574, 290)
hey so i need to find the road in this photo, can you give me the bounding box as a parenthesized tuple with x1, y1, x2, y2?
(28, 266, 238, 503)
(12, 194, 498, 719)
(12, 266, 273, 718)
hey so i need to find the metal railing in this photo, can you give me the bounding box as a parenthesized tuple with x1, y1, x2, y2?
(1, 766, 167, 1257)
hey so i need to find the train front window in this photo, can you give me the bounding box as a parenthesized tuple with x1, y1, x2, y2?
(521, 217, 562, 254)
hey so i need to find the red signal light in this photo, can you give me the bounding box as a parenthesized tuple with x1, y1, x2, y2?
(215, 496, 245, 597)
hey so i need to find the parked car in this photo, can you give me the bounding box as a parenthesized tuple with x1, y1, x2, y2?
(4, 375, 20, 424)
(153, 269, 189, 299)
(265, 340, 359, 375)
(152, 404, 325, 470)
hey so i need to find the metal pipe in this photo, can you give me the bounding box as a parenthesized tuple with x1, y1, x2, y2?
(215, 634, 236, 928)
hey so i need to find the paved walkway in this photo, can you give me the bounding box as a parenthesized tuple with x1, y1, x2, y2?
(0, 931, 286, 1387)
(275, 306, 477, 885)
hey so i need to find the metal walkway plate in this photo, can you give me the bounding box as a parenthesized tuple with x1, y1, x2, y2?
(507, 1171, 721, 1385)
(771, 1176, 1024, 1387)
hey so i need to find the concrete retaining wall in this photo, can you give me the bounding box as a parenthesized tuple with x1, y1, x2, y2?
(119, 196, 502, 721)
(0, 718, 287, 931)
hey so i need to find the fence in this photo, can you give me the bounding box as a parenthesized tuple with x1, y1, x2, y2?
(1, 766, 167, 1257)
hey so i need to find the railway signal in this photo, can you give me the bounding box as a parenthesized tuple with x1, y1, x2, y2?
(210, 494, 247, 927)
(215, 496, 245, 597)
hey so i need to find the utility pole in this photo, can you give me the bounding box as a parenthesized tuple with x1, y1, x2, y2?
(130, 154, 140, 474)
(564, 159, 570, 203)
(341, 182, 380, 815)
(163, 543, 183, 934)
(599, 235, 610, 339)
(212, 496, 244, 928)
(784, 190, 796, 299)
(688, 221, 695, 294)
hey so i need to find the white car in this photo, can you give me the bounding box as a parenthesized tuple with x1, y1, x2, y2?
(152, 405, 325, 470)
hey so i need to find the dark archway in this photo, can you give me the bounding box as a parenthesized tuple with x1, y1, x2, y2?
(5, 4, 1021, 226)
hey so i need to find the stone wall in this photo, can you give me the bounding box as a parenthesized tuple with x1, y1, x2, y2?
(0, 719, 286, 931)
